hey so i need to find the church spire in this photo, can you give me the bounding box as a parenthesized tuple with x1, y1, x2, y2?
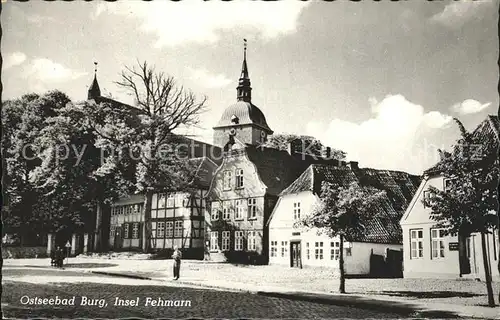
(87, 62, 101, 100)
(237, 39, 252, 102)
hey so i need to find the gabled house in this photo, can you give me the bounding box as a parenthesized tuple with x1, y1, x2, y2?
(400, 115, 499, 281)
(108, 156, 218, 258)
(267, 163, 420, 277)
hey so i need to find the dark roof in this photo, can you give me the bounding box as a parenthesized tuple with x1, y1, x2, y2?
(214, 101, 273, 132)
(424, 115, 499, 176)
(278, 164, 421, 244)
(189, 157, 218, 189)
(244, 146, 306, 196)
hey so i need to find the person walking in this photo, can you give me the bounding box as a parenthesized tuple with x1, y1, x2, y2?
(171, 246, 182, 280)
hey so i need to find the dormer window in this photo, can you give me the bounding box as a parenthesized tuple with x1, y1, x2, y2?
(231, 115, 239, 124)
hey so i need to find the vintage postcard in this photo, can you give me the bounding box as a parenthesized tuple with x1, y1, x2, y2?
(2, 0, 499, 319)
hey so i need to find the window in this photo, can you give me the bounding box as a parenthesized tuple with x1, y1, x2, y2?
(223, 201, 231, 220)
(236, 169, 244, 188)
(109, 226, 115, 238)
(132, 223, 140, 239)
(223, 171, 232, 190)
(247, 231, 256, 251)
(345, 247, 352, 257)
(423, 190, 435, 208)
(235, 231, 244, 251)
(166, 194, 175, 208)
(410, 229, 424, 259)
(315, 242, 324, 260)
(293, 202, 301, 220)
(210, 231, 219, 251)
(211, 203, 220, 221)
(123, 223, 130, 239)
(330, 241, 340, 260)
(270, 241, 278, 257)
(248, 198, 257, 219)
(443, 178, 453, 192)
(157, 222, 165, 238)
(222, 231, 230, 251)
(158, 194, 166, 209)
(431, 229, 446, 259)
(281, 241, 288, 257)
(165, 222, 173, 237)
(235, 200, 245, 220)
(306, 242, 310, 260)
(174, 220, 183, 238)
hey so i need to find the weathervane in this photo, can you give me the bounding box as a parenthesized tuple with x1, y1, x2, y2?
(243, 38, 247, 60)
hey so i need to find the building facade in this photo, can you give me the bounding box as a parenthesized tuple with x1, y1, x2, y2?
(401, 115, 499, 281)
(106, 157, 217, 258)
(268, 164, 420, 276)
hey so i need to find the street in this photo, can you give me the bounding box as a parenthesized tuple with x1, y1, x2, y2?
(3, 267, 407, 319)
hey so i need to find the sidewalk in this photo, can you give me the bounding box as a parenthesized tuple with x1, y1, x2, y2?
(5, 258, 500, 319)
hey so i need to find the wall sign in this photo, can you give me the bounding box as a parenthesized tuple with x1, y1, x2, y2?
(449, 242, 459, 251)
(292, 232, 300, 236)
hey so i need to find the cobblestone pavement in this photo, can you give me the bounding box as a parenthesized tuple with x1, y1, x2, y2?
(2, 268, 407, 319)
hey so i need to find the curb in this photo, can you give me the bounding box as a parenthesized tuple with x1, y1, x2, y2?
(91, 271, 152, 280)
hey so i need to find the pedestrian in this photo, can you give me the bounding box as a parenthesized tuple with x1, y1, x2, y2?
(171, 246, 182, 280)
(56, 246, 64, 268)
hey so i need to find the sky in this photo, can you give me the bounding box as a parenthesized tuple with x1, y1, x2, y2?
(2, 0, 498, 175)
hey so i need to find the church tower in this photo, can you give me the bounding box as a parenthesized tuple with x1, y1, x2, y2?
(213, 40, 273, 149)
(87, 62, 101, 100)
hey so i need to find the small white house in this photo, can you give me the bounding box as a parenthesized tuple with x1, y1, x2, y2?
(267, 163, 420, 277)
(400, 115, 500, 281)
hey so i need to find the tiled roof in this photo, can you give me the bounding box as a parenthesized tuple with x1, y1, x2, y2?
(245, 146, 307, 196)
(189, 157, 218, 189)
(424, 115, 499, 176)
(279, 164, 421, 244)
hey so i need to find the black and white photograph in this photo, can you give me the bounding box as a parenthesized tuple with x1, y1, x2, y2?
(1, 0, 499, 319)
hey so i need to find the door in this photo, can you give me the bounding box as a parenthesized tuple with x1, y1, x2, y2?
(114, 228, 123, 250)
(290, 241, 302, 268)
(466, 236, 478, 276)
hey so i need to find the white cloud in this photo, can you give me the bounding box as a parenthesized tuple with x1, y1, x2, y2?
(451, 99, 491, 115)
(430, 0, 494, 28)
(187, 67, 231, 89)
(306, 94, 452, 174)
(3, 52, 27, 70)
(22, 58, 87, 82)
(92, 1, 310, 47)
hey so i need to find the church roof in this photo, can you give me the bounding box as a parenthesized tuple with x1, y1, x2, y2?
(214, 101, 273, 132)
(276, 163, 421, 244)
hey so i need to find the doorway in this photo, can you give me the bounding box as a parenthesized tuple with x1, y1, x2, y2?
(290, 241, 302, 268)
(466, 235, 479, 276)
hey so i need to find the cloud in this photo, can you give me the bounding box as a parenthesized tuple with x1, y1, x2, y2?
(187, 67, 231, 89)
(451, 99, 491, 115)
(92, 1, 310, 47)
(430, 0, 494, 28)
(22, 58, 88, 82)
(306, 94, 452, 174)
(3, 52, 27, 70)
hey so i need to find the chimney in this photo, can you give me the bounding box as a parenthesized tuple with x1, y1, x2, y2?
(347, 161, 359, 169)
(324, 147, 331, 159)
(287, 141, 294, 155)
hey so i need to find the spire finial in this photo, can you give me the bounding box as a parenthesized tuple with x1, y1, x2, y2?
(94, 61, 98, 75)
(243, 38, 247, 60)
